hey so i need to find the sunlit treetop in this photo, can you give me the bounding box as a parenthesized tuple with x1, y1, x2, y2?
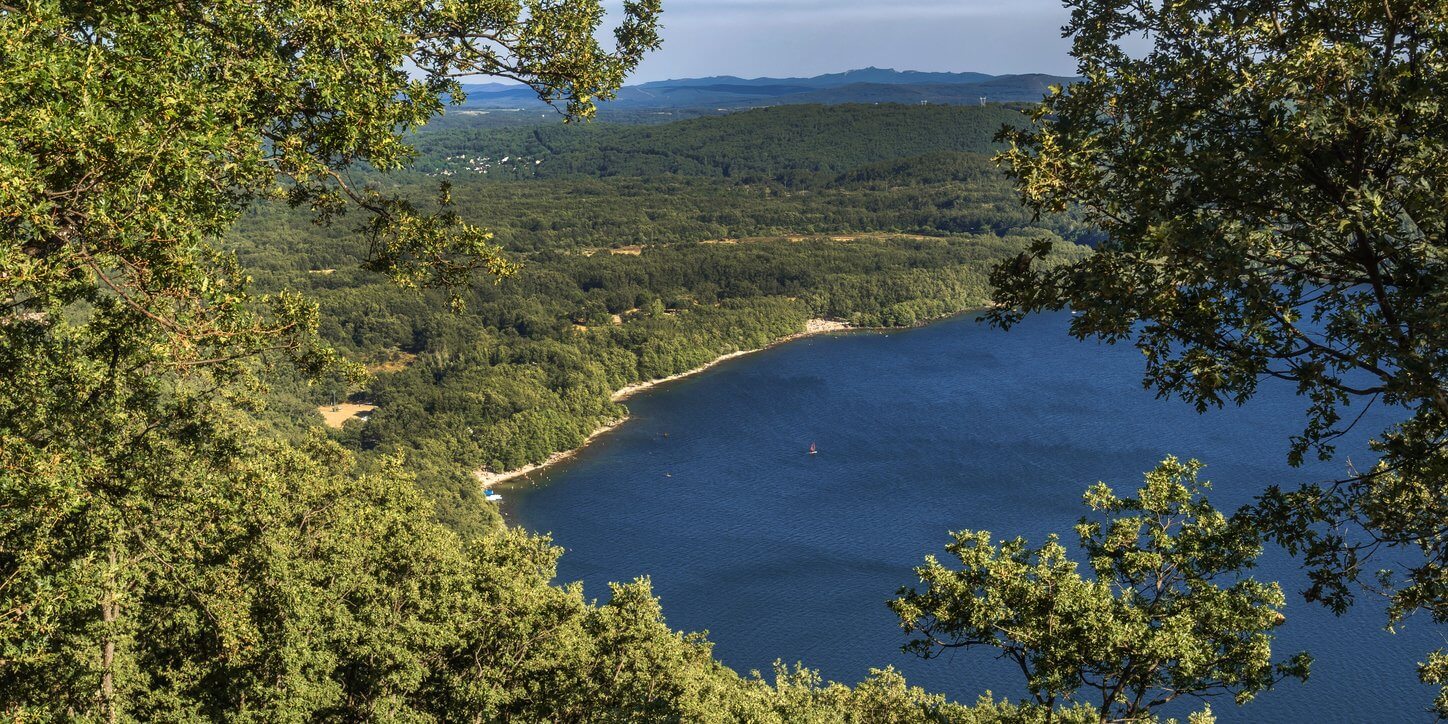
(0, 0, 661, 369)
(0, 5, 659, 715)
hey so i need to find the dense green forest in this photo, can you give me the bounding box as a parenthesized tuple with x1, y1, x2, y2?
(230, 106, 1092, 533)
(410, 104, 1028, 178)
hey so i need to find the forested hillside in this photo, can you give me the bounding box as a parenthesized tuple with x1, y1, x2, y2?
(307, 106, 1102, 253)
(230, 104, 1091, 535)
(411, 104, 1027, 179)
(245, 155, 1092, 253)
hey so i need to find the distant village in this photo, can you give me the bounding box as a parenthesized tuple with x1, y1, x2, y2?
(432, 153, 544, 177)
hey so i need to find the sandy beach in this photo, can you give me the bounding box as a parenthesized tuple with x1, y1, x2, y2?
(473, 419, 626, 488)
(611, 318, 851, 401)
(475, 318, 853, 487)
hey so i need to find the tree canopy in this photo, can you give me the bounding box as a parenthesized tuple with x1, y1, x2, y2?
(990, 0, 1446, 713)
(0, 1, 663, 718)
(894, 458, 1309, 722)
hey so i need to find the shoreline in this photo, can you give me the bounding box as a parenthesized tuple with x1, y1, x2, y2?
(474, 418, 626, 489)
(473, 309, 986, 489)
(611, 318, 851, 402)
(475, 318, 853, 488)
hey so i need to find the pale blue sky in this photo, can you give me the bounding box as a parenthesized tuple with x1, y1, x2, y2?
(611, 0, 1077, 82)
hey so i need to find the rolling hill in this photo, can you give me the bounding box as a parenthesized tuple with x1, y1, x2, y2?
(457, 67, 1075, 111)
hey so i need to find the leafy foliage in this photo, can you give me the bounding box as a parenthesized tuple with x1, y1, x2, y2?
(989, 0, 1447, 700)
(893, 458, 1309, 722)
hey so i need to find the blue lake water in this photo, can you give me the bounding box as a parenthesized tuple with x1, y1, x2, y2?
(507, 311, 1443, 721)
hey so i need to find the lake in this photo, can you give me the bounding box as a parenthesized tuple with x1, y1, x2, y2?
(506, 311, 1442, 721)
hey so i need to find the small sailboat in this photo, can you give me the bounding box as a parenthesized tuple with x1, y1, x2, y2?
(485, 488, 503, 502)
(808, 442, 818, 455)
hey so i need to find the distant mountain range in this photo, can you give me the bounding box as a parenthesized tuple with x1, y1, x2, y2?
(457, 67, 1075, 110)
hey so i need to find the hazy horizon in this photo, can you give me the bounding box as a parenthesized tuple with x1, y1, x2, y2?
(461, 64, 1075, 90)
